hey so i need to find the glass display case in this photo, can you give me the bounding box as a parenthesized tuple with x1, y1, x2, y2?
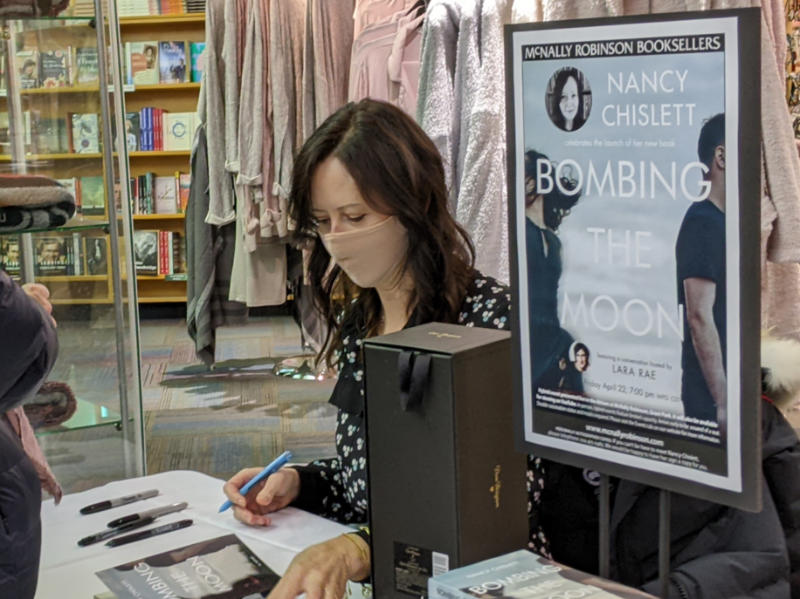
(0, 5, 145, 492)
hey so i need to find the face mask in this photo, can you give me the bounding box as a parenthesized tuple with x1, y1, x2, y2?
(321, 216, 408, 289)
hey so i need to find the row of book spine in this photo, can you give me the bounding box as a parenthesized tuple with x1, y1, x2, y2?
(130, 172, 191, 215)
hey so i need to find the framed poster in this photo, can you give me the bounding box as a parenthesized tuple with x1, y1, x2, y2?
(506, 9, 761, 510)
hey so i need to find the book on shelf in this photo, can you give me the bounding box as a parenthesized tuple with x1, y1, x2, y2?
(84, 236, 108, 275)
(190, 42, 206, 82)
(178, 172, 191, 211)
(0, 111, 34, 154)
(96, 534, 279, 599)
(154, 175, 178, 213)
(0, 237, 20, 277)
(163, 112, 195, 151)
(158, 41, 188, 83)
(39, 48, 71, 88)
(429, 550, 656, 599)
(73, 46, 99, 86)
(34, 235, 72, 276)
(125, 112, 140, 152)
(34, 117, 69, 154)
(79, 176, 105, 215)
(133, 230, 158, 275)
(16, 50, 39, 89)
(125, 42, 159, 85)
(70, 113, 100, 154)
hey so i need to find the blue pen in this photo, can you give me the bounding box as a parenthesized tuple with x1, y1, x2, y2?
(219, 450, 292, 513)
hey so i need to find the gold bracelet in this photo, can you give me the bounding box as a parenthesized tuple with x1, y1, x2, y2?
(341, 532, 370, 565)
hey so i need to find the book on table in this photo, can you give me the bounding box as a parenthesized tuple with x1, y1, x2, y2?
(95, 533, 280, 599)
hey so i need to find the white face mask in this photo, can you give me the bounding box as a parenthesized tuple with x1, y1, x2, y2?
(320, 216, 409, 289)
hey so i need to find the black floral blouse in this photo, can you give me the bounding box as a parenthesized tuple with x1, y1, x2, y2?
(290, 273, 549, 556)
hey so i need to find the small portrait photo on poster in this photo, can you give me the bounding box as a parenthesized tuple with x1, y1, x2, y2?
(545, 67, 592, 132)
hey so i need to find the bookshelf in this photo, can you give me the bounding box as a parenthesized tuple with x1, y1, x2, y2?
(120, 11, 203, 305)
(0, 12, 146, 481)
(0, 12, 204, 305)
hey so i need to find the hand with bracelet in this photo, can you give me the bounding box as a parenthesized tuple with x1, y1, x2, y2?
(266, 532, 370, 599)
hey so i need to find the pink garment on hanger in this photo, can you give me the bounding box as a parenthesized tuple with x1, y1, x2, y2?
(353, 0, 420, 39)
(6, 407, 61, 503)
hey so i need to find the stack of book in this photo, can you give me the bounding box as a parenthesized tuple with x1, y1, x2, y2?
(129, 108, 195, 152)
(14, 45, 100, 90)
(129, 171, 190, 214)
(133, 230, 186, 276)
(31, 233, 109, 276)
(183, 0, 205, 12)
(125, 41, 204, 85)
(117, 0, 188, 16)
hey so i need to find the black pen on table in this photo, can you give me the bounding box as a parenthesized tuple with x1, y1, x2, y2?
(79, 489, 159, 515)
(106, 519, 193, 547)
(78, 502, 189, 546)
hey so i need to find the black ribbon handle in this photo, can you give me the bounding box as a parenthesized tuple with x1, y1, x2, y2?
(397, 351, 432, 411)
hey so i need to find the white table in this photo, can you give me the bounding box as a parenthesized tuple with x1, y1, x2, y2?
(36, 470, 355, 599)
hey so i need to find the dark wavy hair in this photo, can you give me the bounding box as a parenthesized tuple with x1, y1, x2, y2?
(552, 67, 585, 130)
(573, 342, 590, 368)
(524, 149, 581, 231)
(289, 99, 476, 367)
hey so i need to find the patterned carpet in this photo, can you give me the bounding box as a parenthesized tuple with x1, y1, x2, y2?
(39, 316, 338, 494)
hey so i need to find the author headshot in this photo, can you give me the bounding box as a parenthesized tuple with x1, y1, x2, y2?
(546, 67, 591, 132)
(571, 342, 590, 373)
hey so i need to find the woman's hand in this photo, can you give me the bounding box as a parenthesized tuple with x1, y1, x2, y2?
(267, 534, 371, 599)
(222, 467, 301, 526)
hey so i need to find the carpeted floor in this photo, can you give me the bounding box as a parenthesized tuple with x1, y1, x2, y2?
(39, 315, 337, 494)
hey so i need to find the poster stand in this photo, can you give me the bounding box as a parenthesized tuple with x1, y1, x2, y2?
(506, 10, 762, 599)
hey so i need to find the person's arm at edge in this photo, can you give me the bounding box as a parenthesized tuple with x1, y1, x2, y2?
(684, 277, 726, 429)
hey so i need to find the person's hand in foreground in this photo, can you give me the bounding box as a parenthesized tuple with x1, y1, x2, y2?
(222, 467, 300, 526)
(22, 283, 55, 327)
(267, 534, 371, 599)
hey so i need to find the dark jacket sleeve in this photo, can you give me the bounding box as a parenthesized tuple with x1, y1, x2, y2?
(761, 401, 800, 599)
(290, 457, 367, 523)
(638, 478, 791, 599)
(0, 271, 57, 411)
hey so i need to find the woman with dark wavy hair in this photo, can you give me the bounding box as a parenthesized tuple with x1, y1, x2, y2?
(551, 67, 585, 132)
(223, 99, 512, 598)
(524, 149, 583, 396)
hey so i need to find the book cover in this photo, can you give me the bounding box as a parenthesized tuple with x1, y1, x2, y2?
(163, 112, 195, 151)
(190, 42, 206, 82)
(158, 41, 188, 83)
(178, 172, 190, 211)
(125, 112, 140, 152)
(0, 237, 20, 276)
(79, 176, 105, 215)
(71, 113, 100, 154)
(16, 50, 39, 89)
(39, 49, 70, 87)
(133, 230, 158, 275)
(96, 534, 279, 599)
(74, 46, 99, 85)
(126, 42, 159, 85)
(34, 117, 68, 154)
(71, 232, 84, 275)
(172, 231, 186, 274)
(84, 236, 108, 275)
(154, 175, 178, 213)
(34, 235, 71, 276)
(429, 550, 655, 599)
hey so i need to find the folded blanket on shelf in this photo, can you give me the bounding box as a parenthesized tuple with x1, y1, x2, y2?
(0, 174, 77, 233)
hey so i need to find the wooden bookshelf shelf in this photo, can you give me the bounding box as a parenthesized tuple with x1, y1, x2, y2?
(133, 213, 186, 221)
(119, 14, 205, 26)
(36, 274, 107, 282)
(137, 295, 187, 303)
(131, 83, 201, 92)
(129, 150, 191, 158)
(0, 153, 102, 162)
